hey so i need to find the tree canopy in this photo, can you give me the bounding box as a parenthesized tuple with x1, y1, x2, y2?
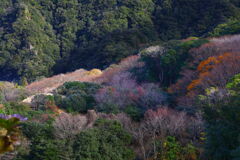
(0, 0, 239, 82)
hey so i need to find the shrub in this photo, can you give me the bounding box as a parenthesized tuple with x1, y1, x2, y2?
(1, 102, 31, 116)
(226, 73, 240, 92)
(95, 102, 120, 114)
(58, 94, 87, 113)
(0, 82, 28, 103)
(31, 95, 55, 110)
(56, 82, 101, 95)
(154, 136, 198, 160)
(123, 105, 143, 121)
(157, 136, 182, 160)
(54, 82, 102, 113)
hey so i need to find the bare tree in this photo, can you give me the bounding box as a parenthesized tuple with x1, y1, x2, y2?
(142, 108, 203, 159)
(95, 72, 166, 111)
(99, 108, 203, 160)
(98, 112, 149, 160)
(53, 113, 88, 139)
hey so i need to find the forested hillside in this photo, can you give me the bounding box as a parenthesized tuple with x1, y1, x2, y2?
(1, 1, 240, 160)
(0, 0, 239, 82)
(1, 34, 240, 160)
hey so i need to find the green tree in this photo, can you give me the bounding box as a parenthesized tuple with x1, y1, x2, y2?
(73, 119, 135, 160)
(54, 82, 102, 113)
(200, 77, 240, 159)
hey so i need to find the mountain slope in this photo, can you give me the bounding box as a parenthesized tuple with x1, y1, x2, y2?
(0, 0, 239, 82)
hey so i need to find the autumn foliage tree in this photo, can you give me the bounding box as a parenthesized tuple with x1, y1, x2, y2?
(169, 35, 240, 108)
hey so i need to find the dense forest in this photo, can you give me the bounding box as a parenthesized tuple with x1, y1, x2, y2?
(0, 0, 240, 160)
(0, 0, 240, 82)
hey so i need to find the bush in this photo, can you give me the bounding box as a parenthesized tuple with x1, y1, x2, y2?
(96, 102, 120, 114)
(226, 73, 240, 92)
(1, 102, 31, 116)
(58, 94, 87, 113)
(155, 136, 198, 160)
(124, 105, 143, 121)
(0, 82, 28, 103)
(54, 82, 102, 113)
